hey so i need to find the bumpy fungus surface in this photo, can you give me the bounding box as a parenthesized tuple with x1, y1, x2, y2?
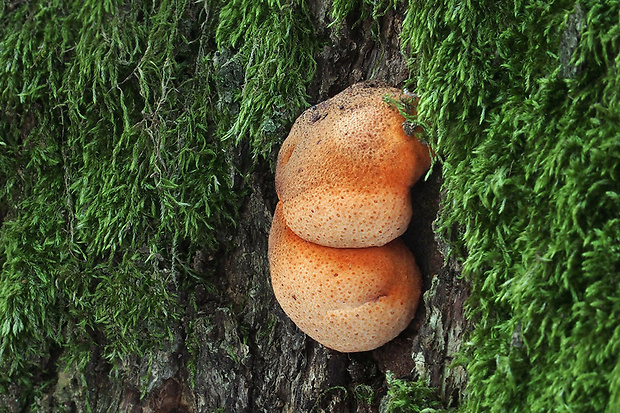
(269, 203, 422, 353)
(275, 82, 431, 248)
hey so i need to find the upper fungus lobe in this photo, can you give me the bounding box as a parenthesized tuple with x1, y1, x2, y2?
(275, 82, 431, 248)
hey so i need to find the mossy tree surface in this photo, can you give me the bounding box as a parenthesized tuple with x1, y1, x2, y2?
(0, 0, 316, 399)
(403, 0, 619, 412)
(1, 0, 619, 411)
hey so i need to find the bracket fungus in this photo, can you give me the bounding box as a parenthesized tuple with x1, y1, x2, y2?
(269, 81, 431, 352)
(275, 82, 431, 248)
(269, 203, 422, 353)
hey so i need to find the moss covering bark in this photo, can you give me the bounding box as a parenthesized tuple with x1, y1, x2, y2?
(1, 0, 618, 411)
(0, 0, 316, 400)
(403, 0, 619, 411)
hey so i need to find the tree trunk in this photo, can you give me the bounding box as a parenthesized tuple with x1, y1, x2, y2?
(8, 3, 470, 412)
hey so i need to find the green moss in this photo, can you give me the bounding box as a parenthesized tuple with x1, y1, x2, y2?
(403, 0, 620, 411)
(330, 0, 399, 27)
(0, 0, 316, 394)
(384, 372, 448, 413)
(353, 383, 374, 406)
(5, 1, 617, 411)
(215, 0, 318, 159)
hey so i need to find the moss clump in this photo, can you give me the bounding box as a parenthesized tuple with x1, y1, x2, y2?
(384, 372, 449, 413)
(215, 0, 317, 158)
(0, 0, 316, 398)
(403, 0, 620, 411)
(330, 0, 399, 26)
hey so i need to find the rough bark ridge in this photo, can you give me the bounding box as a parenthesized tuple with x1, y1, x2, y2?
(21, 3, 469, 412)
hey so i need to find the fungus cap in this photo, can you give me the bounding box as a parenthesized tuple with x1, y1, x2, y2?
(275, 81, 431, 248)
(268, 203, 422, 353)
